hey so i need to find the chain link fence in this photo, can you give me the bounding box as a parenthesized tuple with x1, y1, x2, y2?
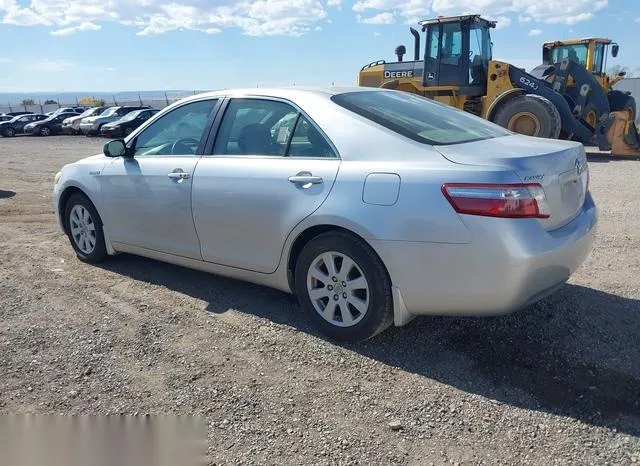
(0, 91, 205, 115)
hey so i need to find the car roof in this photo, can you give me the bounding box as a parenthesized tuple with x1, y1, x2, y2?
(176, 86, 384, 103)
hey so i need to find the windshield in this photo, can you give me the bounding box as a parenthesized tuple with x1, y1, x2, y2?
(100, 108, 118, 117)
(119, 110, 142, 122)
(331, 91, 511, 145)
(79, 107, 99, 117)
(9, 114, 31, 123)
(550, 44, 588, 67)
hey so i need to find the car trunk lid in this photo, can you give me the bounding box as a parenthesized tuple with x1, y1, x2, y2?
(435, 135, 589, 230)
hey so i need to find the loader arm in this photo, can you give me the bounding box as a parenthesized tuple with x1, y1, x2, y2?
(508, 65, 594, 144)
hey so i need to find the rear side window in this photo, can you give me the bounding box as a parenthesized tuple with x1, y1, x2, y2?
(331, 91, 511, 145)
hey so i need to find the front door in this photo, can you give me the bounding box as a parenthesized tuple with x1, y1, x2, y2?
(192, 97, 341, 273)
(99, 98, 220, 259)
(423, 21, 465, 87)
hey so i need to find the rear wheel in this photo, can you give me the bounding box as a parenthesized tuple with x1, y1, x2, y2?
(294, 231, 393, 341)
(39, 126, 51, 136)
(493, 94, 562, 139)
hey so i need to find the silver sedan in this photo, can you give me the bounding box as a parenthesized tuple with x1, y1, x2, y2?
(53, 87, 597, 341)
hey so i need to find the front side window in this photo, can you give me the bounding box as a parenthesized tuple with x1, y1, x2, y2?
(331, 90, 511, 145)
(133, 99, 217, 156)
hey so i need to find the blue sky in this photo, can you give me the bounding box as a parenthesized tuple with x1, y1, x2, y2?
(0, 0, 638, 92)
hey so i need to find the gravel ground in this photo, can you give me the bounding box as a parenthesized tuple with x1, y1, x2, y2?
(0, 136, 639, 465)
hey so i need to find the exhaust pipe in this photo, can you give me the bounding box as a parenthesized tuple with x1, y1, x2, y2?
(410, 27, 420, 60)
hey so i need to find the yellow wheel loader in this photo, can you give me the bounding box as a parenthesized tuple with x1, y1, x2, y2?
(358, 15, 640, 157)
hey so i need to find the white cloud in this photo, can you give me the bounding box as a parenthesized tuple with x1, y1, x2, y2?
(0, 0, 331, 37)
(635, 16, 640, 23)
(528, 28, 542, 36)
(357, 12, 395, 24)
(51, 21, 101, 36)
(352, 0, 608, 26)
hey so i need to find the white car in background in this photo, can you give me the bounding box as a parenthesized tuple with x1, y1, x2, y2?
(62, 107, 106, 135)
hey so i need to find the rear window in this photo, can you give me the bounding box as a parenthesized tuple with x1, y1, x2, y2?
(330, 90, 511, 145)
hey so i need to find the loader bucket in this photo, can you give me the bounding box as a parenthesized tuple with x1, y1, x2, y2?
(596, 111, 640, 157)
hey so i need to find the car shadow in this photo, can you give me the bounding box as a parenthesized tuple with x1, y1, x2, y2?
(0, 190, 16, 199)
(98, 254, 640, 436)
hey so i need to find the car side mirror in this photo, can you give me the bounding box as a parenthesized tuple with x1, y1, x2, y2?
(103, 139, 128, 158)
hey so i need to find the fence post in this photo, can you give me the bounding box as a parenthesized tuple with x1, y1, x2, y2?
(39, 99, 43, 114)
(113, 95, 117, 106)
(165, 92, 169, 107)
(7, 101, 12, 112)
(138, 93, 143, 105)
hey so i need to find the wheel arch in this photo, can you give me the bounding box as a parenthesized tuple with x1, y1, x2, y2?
(58, 185, 102, 236)
(286, 224, 390, 294)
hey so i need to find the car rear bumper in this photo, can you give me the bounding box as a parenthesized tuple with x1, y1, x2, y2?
(370, 193, 597, 317)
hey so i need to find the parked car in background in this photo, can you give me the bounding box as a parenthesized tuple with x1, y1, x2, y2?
(53, 87, 596, 341)
(3, 111, 31, 117)
(0, 113, 48, 137)
(79, 106, 150, 136)
(24, 112, 76, 136)
(62, 107, 106, 135)
(99, 108, 159, 138)
(0, 114, 13, 122)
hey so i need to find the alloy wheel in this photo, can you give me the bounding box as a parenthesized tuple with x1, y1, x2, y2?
(306, 251, 370, 327)
(69, 205, 97, 255)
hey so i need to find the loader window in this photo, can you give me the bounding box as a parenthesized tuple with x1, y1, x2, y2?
(592, 42, 605, 74)
(332, 90, 511, 146)
(550, 44, 588, 67)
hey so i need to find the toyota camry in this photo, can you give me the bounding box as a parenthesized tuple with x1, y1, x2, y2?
(53, 87, 596, 341)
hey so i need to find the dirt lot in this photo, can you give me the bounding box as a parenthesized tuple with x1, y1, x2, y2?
(1, 136, 639, 465)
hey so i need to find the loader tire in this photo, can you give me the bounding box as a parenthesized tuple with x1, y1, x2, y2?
(493, 94, 562, 139)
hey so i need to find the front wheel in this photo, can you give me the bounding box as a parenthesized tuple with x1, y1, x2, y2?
(294, 231, 393, 341)
(4, 127, 15, 137)
(493, 94, 562, 139)
(39, 126, 51, 136)
(64, 193, 107, 263)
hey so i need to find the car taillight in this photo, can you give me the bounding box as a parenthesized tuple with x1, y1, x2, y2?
(442, 183, 550, 219)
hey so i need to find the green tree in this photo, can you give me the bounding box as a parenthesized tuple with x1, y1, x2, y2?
(21, 98, 35, 106)
(44, 99, 57, 105)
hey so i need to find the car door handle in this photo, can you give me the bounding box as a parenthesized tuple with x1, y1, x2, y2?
(167, 171, 191, 180)
(288, 175, 323, 185)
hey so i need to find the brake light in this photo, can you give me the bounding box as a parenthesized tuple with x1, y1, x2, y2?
(442, 183, 550, 219)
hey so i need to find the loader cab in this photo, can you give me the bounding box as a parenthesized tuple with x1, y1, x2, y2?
(542, 38, 617, 76)
(419, 15, 495, 94)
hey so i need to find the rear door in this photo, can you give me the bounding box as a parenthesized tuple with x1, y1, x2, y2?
(192, 97, 341, 273)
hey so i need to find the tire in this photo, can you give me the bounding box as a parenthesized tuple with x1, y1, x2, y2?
(4, 127, 15, 137)
(294, 231, 393, 341)
(39, 126, 51, 136)
(63, 193, 107, 263)
(493, 94, 562, 139)
(608, 91, 636, 122)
